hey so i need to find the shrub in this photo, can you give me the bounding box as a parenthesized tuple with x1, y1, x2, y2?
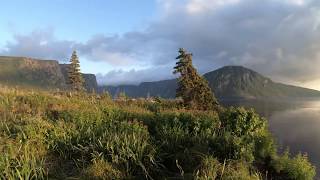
(220, 107, 266, 138)
(271, 151, 316, 180)
(212, 107, 267, 162)
(84, 153, 123, 179)
(153, 111, 220, 174)
(194, 156, 221, 179)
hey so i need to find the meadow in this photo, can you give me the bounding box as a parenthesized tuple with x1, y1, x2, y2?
(0, 86, 316, 179)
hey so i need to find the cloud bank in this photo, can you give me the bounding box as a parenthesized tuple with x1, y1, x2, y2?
(2, 0, 320, 87)
(2, 28, 74, 61)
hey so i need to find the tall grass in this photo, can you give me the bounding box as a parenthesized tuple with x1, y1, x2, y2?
(0, 87, 316, 179)
(0, 143, 46, 180)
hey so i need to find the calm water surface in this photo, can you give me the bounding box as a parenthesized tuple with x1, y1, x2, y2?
(221, 98, 320, 176)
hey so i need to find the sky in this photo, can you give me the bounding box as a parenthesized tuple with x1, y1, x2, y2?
(1, 0, 320, 90)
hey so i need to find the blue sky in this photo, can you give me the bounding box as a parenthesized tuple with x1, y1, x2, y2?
(1, 0, 320, 90)
(0, 0, 158, 75)
(0, 0, 156, 41)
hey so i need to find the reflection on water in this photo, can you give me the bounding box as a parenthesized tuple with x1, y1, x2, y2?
(221, 98, 320, 176)
(269, 108, 320, 172)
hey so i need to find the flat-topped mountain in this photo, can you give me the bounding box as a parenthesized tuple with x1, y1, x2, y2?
(0, 56, 98, 91)
(100, 66, 320, 99)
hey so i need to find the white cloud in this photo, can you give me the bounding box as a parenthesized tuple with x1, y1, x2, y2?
(96, 65, 174, 85)
(186, 0, 240, 13)
(286, 0, 307, 5)
(1, 28, 74, 61)
(89, 49, 136, 66)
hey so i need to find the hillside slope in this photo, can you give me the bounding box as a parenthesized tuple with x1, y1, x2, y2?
(0, 56, 98, 91)
(0, 56, 66, 89)
(101, 66, 320, 99)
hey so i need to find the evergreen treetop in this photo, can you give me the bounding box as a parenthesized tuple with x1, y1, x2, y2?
(174, 48, 218, 110)
(67, 50, 84, 91)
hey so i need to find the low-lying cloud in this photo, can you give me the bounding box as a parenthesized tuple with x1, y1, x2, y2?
(96, 65, 175, 85)
(2, 0, 320, 86)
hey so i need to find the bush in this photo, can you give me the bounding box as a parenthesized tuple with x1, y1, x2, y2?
(153, 111, 220, 173)
(220, 107, 266, 138)
(194, 156, 221, 179)
(84, 153, 123, 179)
(212, 107, 267, 162)
(271, 151, 316, 180)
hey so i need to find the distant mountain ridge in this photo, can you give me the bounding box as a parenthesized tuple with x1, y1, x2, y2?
(100, 66, 320, 99)
(0, 56, 98, 91)
(0, 56, 319, 99)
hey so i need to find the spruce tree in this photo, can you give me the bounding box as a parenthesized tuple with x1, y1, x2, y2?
(67, 50, 84, 91)
(173, 48, 218, 110)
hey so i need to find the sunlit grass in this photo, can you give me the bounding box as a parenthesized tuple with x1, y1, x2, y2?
(0, 87, 315, 179)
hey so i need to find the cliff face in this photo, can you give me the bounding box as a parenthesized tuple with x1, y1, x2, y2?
(82, 74, 98, 92)
(59, 64, 98, 92)
(0, 56, 98, 92)
(0, 56, 66, 89)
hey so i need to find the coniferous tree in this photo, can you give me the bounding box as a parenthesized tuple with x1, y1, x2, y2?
(67, 50, 84, 91)
(173, 48, 218, 110)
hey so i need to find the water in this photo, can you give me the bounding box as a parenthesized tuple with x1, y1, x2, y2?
(221, 98, 320, 176)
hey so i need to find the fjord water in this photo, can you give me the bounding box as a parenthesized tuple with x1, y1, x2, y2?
(222, 98, 320, 175)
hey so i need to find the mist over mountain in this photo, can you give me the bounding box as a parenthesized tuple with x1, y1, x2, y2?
(100, 66, 320, 99)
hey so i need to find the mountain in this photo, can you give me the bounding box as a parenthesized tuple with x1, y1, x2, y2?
(1, 57, 318, 99)
(101, 79, 177, 98)
(0, 56, 98, 91)
(100, 66, 320, 99)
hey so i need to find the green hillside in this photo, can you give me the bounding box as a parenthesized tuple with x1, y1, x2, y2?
(101, 66, 320, 99)
(0, 56, 98, 91)
(0, 56, 66, 89)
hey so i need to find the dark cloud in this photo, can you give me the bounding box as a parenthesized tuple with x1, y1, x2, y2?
(2, 0, 320, 86)
(146, 0, 320, 83)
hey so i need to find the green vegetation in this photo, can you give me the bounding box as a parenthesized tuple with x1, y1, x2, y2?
(67, 51, 85, 91)
(0, 56, 97, 92)
(174, 48, 218, 110)
(0, 56, 66, 89)
(0, 86, 315, 179)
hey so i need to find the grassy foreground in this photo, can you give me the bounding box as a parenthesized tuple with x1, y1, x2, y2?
(0, 87, 316, 179)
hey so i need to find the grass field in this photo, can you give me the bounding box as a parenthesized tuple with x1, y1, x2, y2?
(0, 86, 316, 179)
